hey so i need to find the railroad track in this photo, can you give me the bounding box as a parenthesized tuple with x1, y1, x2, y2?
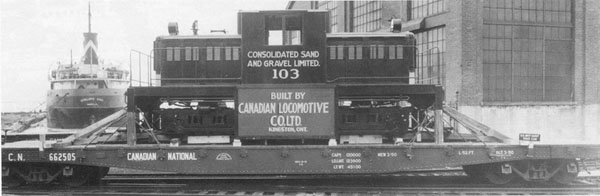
(101, 169, 600, 184)
(4, 172, 599, 196)
(4, 184, 599, 196)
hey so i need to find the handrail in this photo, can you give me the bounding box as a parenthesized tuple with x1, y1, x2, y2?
(129, 50, 153, 87)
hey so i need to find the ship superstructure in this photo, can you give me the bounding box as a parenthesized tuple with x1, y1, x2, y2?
(46, 3, 128, 130)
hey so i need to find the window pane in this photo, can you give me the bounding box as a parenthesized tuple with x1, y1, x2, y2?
(396, 45, 404, 59)
(166, 47, 173, 61)
(370, 45, 376, 59)
(185, 47, 192, 61)
(233, 47, 239, 60)
(330, 46, 336, 60)
(225, 47, 231, 60)
(192, 47, 199, 61)
(214, 47, 221, 61)
(268, 30, 283, 45)
(207, 47, 213, 61)
(174, 47, 180, 61)
(389, 45, 396, 59)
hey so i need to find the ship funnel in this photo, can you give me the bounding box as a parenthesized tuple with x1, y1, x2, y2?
(83, 32, 99, 64)
(83, 2, 98, 64)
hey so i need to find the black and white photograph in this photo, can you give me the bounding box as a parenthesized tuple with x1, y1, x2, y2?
(1, 0, 599, 195)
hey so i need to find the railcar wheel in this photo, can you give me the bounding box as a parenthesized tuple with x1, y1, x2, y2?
(483, 163, 515, 185)
(88, 167, 110, 185)
(551, 159, 579, 185)
(60, 165, 93, 187)
(462, 164, 485, 181)
(2, 166, 25, 188)
(98, 167, 110, 178)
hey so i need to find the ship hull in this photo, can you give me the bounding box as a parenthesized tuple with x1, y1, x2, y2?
(46, 88, 126, 129)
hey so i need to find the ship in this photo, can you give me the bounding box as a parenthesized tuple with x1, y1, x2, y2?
(46, 4, 129, 130)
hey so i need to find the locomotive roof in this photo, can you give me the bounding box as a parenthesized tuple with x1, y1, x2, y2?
(156, 34, 241, 40)
(157, 32, 414, 40)
(238, 9, 328, 13)
(326, 32, 414, 38)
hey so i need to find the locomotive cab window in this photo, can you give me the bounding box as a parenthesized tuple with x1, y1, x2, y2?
(266, 15, 302, 46)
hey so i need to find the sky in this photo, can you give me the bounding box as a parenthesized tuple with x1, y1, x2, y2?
(0, 0, 290, 112)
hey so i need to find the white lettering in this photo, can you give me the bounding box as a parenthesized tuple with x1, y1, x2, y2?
(270, 115, 302, 126)
(300, 51, 319, 58)
(127, 152, 157, 161)
(48, 153, 75, 162)
(167, 152, 197, 160)
(238, 103, 277, 114)
(271, 92, 293, 100)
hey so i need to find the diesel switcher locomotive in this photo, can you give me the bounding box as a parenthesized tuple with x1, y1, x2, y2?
(3, 10, 599, 187)
(147, 10, 435, 146)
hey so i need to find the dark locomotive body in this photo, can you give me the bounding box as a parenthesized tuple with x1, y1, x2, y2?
(153, 35, 242, 85)
(139, 10, 438, 145)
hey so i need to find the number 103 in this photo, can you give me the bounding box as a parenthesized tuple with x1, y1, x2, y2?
(272, 69, 299, 80)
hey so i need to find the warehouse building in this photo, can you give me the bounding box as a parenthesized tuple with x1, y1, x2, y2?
(287, 0, 600, 143)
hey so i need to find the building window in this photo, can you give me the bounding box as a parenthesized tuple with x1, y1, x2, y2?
(318, 1, 338, 32)
(353, 1, 382, 32)
(483, 0, 571, 24)
(415, 27, 445, 85)
(411, 0, 447, 19)
(266, 15, 302, 46)
(482, 0, 573, 102)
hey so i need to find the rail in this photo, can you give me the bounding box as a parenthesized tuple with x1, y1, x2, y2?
(442, 105, 512, 143)
(129, 50, 154, 87)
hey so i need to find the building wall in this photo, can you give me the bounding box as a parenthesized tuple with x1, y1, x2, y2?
(287, 0, 600, 143)
(455, 0, 599, 143)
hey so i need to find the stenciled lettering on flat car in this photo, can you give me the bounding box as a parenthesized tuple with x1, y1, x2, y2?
(48, 153, 76, 162)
